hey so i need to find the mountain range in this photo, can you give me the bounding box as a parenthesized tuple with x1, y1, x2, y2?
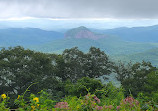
(0, 28, 63, 47)
(92, 25, 158, 43)
(1, 25, 158, 66)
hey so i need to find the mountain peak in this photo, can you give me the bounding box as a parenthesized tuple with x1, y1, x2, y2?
(77, 26, 89, 30)
(65, 26, 106, 40)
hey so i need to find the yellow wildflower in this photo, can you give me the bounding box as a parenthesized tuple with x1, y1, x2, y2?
(1, 94, 7, 99)
(31, 106, 35, 111)
(33, 97, 39, 103)
(17, 95, 20, 99)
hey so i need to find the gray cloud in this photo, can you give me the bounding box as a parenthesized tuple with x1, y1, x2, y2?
(0, 0, 158, 19)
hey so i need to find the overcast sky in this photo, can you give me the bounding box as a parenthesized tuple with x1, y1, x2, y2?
(0, 0, 158, 19)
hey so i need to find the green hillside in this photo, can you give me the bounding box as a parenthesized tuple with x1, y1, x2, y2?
(114, 47, 158, 66)
(30, 36, 158, 56)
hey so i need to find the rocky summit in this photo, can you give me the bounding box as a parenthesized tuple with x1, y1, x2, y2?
(64, 26, 106, 40)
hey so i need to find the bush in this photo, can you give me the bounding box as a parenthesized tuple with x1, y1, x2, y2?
(64, 77, 103, 97)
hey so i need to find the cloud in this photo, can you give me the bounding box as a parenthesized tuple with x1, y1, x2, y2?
(0, 0, 158, 19)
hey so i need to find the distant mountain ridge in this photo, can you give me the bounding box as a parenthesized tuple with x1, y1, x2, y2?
(0, 28, 64, 46)
(93, 25, 158, 43)
(65, 26, 107, 40)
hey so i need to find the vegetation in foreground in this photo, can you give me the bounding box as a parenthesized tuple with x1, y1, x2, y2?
(0, 81, 158, 111)
(0, 46, 158, 110)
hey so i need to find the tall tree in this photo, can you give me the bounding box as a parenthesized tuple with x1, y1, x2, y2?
(61, 47, 113, 82)
(0, 46, 59, 95)
(84, 47, 112, 78)
(62, 47, 85, 82)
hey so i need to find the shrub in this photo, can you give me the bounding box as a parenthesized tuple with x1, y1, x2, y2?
(64, 77, 103, 97)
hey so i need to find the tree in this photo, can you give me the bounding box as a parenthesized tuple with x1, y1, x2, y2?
(62, 47, 85, 82)
(137, 70, 158, 102)
(84, 47, 113, 78)
(61, 47, 113, 82)
(115, 61, 156, 97)
(114, 61, 133, 82)
(0, 46, 60, 96)
(145, 71, 158, 93)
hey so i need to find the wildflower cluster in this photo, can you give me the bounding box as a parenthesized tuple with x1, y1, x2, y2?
(95, 105, 114, 110)
(119, 96, 140, 110)
(116, 105, 121, 110)
(54, 102, 69, 109)
(30, 97, 40, 111)
(93, 95, 100, 103)
(81, 93, 114, 110)
(0, 94, 9, 111)
(104, 105, 114, 110)
(95, 105, 103, 110)
(0, 91, 158, 110)
(122, 96, 139, 107)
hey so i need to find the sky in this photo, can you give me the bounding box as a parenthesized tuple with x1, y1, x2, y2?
(0, 0, 158, 29)
(0, 0, 158, 19)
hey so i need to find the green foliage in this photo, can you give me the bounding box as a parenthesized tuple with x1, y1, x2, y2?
(145, 71, 158, 93)
(64, 77, 103, 97)
(62, 47, 113, 82)
(115, 61, 156, 97)
(0, 94, 10, 111)
(144, 71, 158, 103)
(86, 47, 113, 78)
(0, 46, 63, 108)
(0, 82, 157, 110)
(14, 90, 56, 111)
(62, 47, 85, 82)
(100, 82, 124, 106)
(0, 46, 55, 94)
(63, 96, 83, 110)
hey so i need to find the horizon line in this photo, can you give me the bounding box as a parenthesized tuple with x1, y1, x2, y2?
(1, 17, 158, 21)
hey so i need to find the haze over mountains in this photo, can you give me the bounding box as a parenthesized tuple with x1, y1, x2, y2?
(93, 25, 158, 43)
(2, 19, 158, 31)
(0, 28, 63, 46)
(1, 25, 158, 66)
